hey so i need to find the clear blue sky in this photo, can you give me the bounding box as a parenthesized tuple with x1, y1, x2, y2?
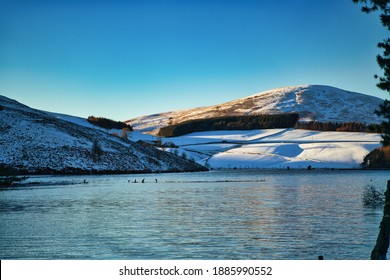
(0, 0, 388, 120)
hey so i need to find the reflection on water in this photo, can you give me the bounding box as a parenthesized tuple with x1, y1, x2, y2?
(0, 170, 388, 259)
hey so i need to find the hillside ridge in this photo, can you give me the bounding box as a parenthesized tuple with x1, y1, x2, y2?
(0, 95, 207, 174)
(127, 85, 384, 135)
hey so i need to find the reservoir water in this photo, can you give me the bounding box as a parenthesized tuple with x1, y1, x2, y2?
(0, 169, 388, 260)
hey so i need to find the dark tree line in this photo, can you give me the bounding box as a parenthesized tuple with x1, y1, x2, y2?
(295, 121, 382, 133)
(158, 113, 300, 137)
(87, 116, 133, 131)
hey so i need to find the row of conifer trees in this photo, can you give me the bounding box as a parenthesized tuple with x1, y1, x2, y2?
(158, 113, 300, 137)
(157, 113, 382, 137)
(87, 116, 133, 131)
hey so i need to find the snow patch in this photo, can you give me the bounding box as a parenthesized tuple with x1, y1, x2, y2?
(164, 128, 382, 169)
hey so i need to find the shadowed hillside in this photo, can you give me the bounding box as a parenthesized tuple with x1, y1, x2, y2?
(0, 95, 207, 174)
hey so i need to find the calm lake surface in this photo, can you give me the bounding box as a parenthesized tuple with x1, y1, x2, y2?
(0, 169, 388, 260)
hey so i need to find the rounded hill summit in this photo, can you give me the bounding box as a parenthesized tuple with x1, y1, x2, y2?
(127, 85, 385, 134)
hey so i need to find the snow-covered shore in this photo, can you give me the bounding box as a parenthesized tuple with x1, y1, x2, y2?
(52, 112, 382, 169)
(161, 129, 382, 169)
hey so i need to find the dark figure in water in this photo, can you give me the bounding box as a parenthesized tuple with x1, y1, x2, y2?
(155, 179, 158, 183)
(83, 179, 88, 184)
(142, 179, 145, 183)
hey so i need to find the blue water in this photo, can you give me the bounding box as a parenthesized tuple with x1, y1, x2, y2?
(0, 169, 388, 260)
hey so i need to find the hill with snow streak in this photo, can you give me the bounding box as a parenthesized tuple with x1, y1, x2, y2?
(127, 85, 384, 135)
(0, 96, 206, 174)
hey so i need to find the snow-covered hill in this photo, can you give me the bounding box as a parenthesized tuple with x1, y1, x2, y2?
(127, 85, 384, 135)
(1, 84, 384, 172)
(0, 96, 207, 174)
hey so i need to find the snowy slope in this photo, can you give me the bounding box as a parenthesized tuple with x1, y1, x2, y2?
(49, 111, 158, 143)
(163, 129, 382, 169)
(127, 85, 384, 135)
(0, 96, 206, 174)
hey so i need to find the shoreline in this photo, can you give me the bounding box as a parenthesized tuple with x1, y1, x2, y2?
(2, 166, 388, 178)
